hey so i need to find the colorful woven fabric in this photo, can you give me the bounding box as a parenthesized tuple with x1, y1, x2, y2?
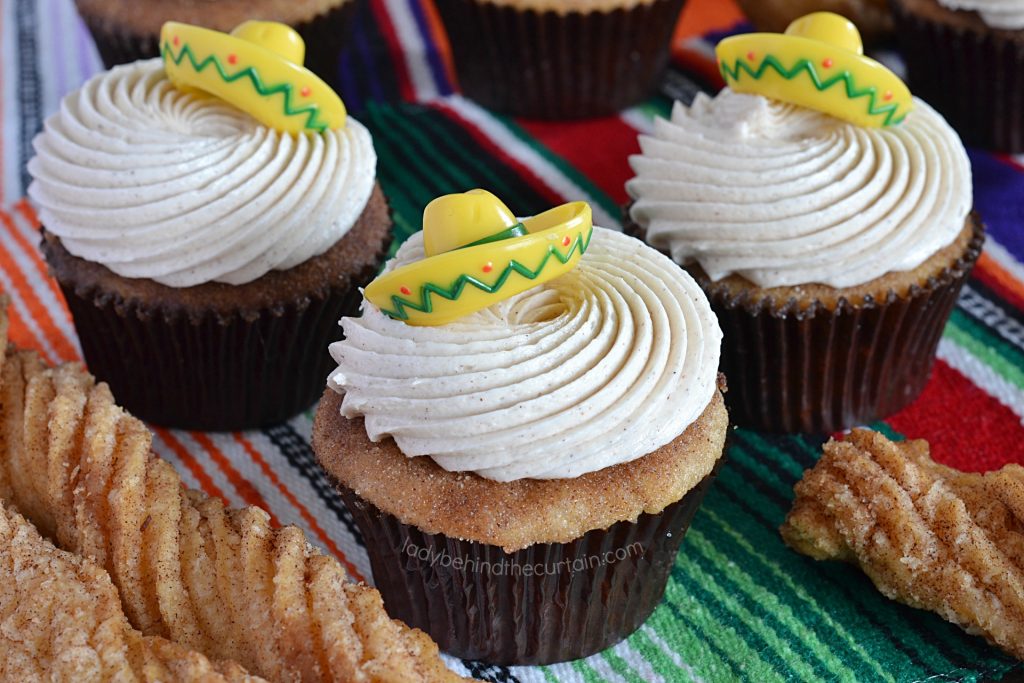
(1, 0, 1022, 681)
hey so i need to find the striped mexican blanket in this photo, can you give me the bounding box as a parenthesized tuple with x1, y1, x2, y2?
(1, 0, 1022, 681)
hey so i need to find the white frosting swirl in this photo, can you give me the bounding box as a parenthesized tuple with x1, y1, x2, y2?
(27, 59, 376, 287)
(327, 227, 722, 482)
(938, 0, 1024, 29)
(626, 90, 972, 289)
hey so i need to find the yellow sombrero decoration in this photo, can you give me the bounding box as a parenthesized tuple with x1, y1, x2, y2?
(160, 20, 346, 133)
(716, 12, 912, 127)
(364, 190, 593, 326)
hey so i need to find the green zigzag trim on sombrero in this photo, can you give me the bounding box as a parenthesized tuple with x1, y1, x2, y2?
(719, 55, 907, 127)
(382, 226, 594, 321)
(160, 41, 330, 132)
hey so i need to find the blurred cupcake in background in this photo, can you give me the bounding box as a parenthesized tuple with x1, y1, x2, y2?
(74, 0, 361, 91)
(626, 13, 983, 433)
(890, 0, 1024, 152)
(28, 21, 391, 430)
(433, 0, 688, 119)
(734, 0, 893, 43)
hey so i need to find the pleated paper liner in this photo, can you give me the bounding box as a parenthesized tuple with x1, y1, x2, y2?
(336, 458, 723, 666)
(75, 0, 361, 93)
(891, 0, 1024, 153)
(626, 214, 985, 434)
(433, 0, 687, 119)
(41, 192, 391, 432)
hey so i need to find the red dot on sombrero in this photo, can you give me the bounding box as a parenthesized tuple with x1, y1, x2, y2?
(173, 35, 180, 46)
(399, 286, 411, 296)
(562, 236, 571, 247)
(228, 53, 238, 65)
(883, 91, 894, 101)
(746, 51, 755, 61)
(300, 86, 312, 97)
(822, 58, 834, 68)
(482, 262, 493, 273)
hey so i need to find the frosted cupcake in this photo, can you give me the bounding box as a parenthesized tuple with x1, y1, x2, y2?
(735, 0, 893, 43)
(29, 22, 390, 430)
(626, 13, 983, 432)
(890, 0, 1024, 152)
(433, 0, 688, 119)
(313, 190, 727, 663)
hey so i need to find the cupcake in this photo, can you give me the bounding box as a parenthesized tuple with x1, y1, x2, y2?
(433, 0, 688, 119)
(734, 0, 893, 43)
(890, 0, 1024, 152)
(312, 189, 727, 664)
(626, 12, 983, 433)
(28, 21, 391, 431)
(74, 0, 360, 92)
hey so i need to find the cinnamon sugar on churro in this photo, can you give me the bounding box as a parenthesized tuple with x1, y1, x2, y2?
(782, 429, 1024, 660)
(0, 299, 468, 683)
(0, 500, 265, 682)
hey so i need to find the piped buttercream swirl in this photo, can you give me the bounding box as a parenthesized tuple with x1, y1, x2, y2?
(328, 227, 722, 482)
(626, 89, 972, 289)
(27, 59, 376, 287)
(937, 0, 1024, 29)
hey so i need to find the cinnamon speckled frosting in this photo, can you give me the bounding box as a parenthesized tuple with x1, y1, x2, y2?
(27, 59, 376, 288)
(626, 89, 972, 289)
(328, 227, 722, 482)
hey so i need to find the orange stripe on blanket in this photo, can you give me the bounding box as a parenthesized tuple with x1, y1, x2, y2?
(191, 432, 278, 523)
(3, 297, 56, 364)
(675, 0, 744, 43)
(421, 0, 457, 89)
(977, 251, 1024, 306)
(0, 212, 78, 362)
(153, 427, 229, 502)
(232, 433, 367, 584)
(9, 200, 73, 324)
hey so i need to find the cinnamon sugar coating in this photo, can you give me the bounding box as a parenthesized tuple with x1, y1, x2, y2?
(685, 216, 980, 313)
(42, 184, 391, 319)
(782, 429, 1024, 660)
(0, 501, 265, 682)
(0, 302, 468, 683)
(629, 215, 980, 314)
(313, 384, 729, 552)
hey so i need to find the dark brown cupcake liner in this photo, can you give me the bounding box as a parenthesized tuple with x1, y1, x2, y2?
(890, 0, 1024, 152)
(626, 214, 984, 433)
(76, 0, 360, 93)
(336, 458, 724, 665)
(49, 226, 388, 432)
(433, 0, 687, 119)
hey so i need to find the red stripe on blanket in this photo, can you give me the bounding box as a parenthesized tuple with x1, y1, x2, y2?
(518, 117, 641, 206)
(886, 360, 1024, 473)
(371, 0, 416, 103)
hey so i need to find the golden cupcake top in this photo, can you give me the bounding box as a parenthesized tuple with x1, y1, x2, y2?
(364, 190, 593, 326)
(160, 20, 346, 133)
(716, 12, 913, 127)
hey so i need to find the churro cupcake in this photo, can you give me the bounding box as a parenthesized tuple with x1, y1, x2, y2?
(313, 190, 727, 664)
(28, 22, 390, 430)
(735, 0, 893, 43)
(75, 0, 360, 92)
(890, 0, 1024, 152)
(626, 13, 982, 433)
(433, 0, 687, 119)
